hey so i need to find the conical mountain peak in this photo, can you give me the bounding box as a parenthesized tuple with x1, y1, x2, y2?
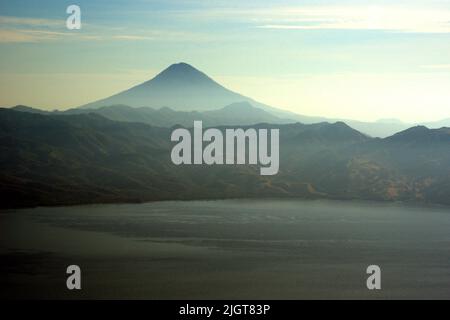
(164, 62, 199, 72)
(79, 62, 260, 111)
(149, 62, 214, 86)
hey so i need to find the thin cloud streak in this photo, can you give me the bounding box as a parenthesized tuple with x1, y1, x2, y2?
(208, 5, 450, 33)
(0, 14, 209, 43)
(0, 16, 62, 27)
(421, 64, 450, 70)
(257, 6, 450, 33)
(0, 29, 68, 43)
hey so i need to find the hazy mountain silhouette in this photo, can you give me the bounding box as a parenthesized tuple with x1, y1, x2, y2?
(12, 102, 450, 138)
(9, 63, 450, 138)
(75, 62, 449, 137)
(78, 62, 337, 125)
(12, 102, 293, 127)
(81, 62, 268, 111)
(422, 118, 450, 129)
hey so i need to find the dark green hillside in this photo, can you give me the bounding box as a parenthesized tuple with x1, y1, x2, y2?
(1, 108, 449, 208)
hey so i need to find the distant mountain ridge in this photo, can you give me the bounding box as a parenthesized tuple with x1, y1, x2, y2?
(1, 108, 449, 208)
(11, 102, 294, 127)
(12, 102, 450, 139)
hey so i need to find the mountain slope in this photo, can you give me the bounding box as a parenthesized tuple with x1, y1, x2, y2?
(80, 63, 262, 111)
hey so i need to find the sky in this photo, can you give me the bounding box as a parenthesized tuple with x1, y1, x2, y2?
(1, 0, 450, 123)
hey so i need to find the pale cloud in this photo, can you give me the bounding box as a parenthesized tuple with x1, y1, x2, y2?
(0, 29, 67, 43)
(113, 35, 155, 41)
(254, 6, 450, 33)
(421, 64, 450, 70)
(183, 5, 450, 33)
(0, 14, 209, 43)
(0, 28, 206, 43)
(0, 15, 66, 43)
(0, 28, 105, 43)
(113, 30, 210, 42)
(0, 16, 61, 27)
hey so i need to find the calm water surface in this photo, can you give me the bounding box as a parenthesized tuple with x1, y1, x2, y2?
(1, 199, 449, 299)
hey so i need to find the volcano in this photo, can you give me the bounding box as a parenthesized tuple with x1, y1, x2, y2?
(78, 62, 436, 138)
(80, 62, 268, 111)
